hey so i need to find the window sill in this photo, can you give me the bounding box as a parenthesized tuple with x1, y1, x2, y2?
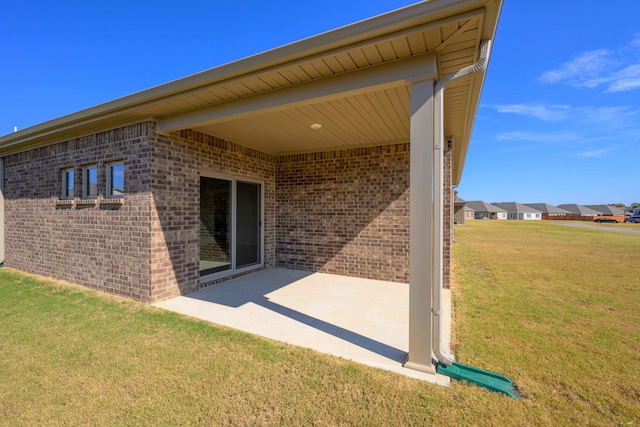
(101, 197, 124, 205)
(56, 199, 75, 206)
(77, 199, 98, 205)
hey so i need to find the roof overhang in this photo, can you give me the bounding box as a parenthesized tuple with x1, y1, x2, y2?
(0, 0, 502, 184)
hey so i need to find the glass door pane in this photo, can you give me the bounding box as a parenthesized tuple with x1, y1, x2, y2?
(200, 177, 232, 276)
(235, 181, 261, 268)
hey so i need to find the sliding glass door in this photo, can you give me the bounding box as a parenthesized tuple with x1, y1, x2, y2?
(235, 181, 261, 268)
(199, 177, 232, 276)
(199, 175, 262, 278)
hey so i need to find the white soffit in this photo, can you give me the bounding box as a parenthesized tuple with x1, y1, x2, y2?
(193, 86, 412, 155)
(157, 8, 486, 158)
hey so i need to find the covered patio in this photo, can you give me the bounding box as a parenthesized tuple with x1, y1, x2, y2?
(154, 268, 451, 384)
(150, 0, 501, 375)
(147, 0, 501, 377)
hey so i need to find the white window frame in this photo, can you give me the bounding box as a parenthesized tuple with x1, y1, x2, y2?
(61, 167, 74, 200)
(82, 164, 98, 199)
(106, 160, 124, 198)
(199, 171, 264, 284)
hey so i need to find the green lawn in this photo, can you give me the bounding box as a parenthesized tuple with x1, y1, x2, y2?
(0, 220, 638, 425)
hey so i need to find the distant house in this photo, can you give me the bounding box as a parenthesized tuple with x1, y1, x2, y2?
(466, 201, 507, 220)
(557, 204, 601, 216)
(493, 202, 542, 220)
(524, 203, 571, 219)
(453, 197, 468, 225)
(584, 205, 626, 216)
(464, 206, 475, 221)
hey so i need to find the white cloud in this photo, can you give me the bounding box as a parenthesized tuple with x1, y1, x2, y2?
(579, 105, 638, 124)
(496, 130, 580, 143)
(491, 104, 571, 121)
(578, 148, 616, 158)
(495, 131, 536, 141)
(539, 36, 640, 92)
(490, 103, 640, 127)
(606, 64, 640, 92)
(487, 103, 639, 155)
(539, 49, 613, 87)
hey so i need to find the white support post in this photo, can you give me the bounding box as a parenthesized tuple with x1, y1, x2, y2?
(404, 78, 435, 374)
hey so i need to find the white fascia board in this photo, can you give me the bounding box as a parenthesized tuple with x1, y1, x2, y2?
(157, 53, 438, 134)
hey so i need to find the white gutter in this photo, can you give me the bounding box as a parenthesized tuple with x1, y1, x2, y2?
(432, 39, 492, 366)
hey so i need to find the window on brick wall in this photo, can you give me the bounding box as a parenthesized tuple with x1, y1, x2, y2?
(107, 161, 124, 198)
(83, 164, 98, 199)
(61, 167, 74, 199)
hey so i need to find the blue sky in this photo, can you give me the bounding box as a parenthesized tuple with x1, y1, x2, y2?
(464, 0, 640, 206)
(1, 1, 639, 206)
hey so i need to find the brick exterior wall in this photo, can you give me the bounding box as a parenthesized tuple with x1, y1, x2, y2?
(4, 121, 456, 301)
(3, 123, 155, 301)
(276, 144, 410, 283)
(149, 128, 277, 301)
(453, 203, 466, 225)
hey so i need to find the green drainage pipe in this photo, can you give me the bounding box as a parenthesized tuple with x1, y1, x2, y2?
(437, 362, 518, 398)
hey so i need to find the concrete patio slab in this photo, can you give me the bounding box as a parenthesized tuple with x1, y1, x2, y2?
(153, 268, 450, 385)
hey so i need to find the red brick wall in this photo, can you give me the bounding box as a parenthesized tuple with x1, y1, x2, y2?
(453, 204, 466, 225)
(276, 144, 410, 283)
(3, 123, 155, 301)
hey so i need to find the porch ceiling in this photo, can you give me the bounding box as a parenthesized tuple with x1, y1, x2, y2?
(191, 86, 412, 154)
(154, 6, 490, 176)
(190, 79, 474, 157)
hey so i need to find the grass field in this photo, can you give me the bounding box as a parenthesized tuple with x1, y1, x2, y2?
(452, 221, 640, 424)
(0, 220, 638, 425)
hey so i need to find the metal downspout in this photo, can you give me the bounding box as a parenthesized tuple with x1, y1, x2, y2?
(433, 40, 492, 367)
